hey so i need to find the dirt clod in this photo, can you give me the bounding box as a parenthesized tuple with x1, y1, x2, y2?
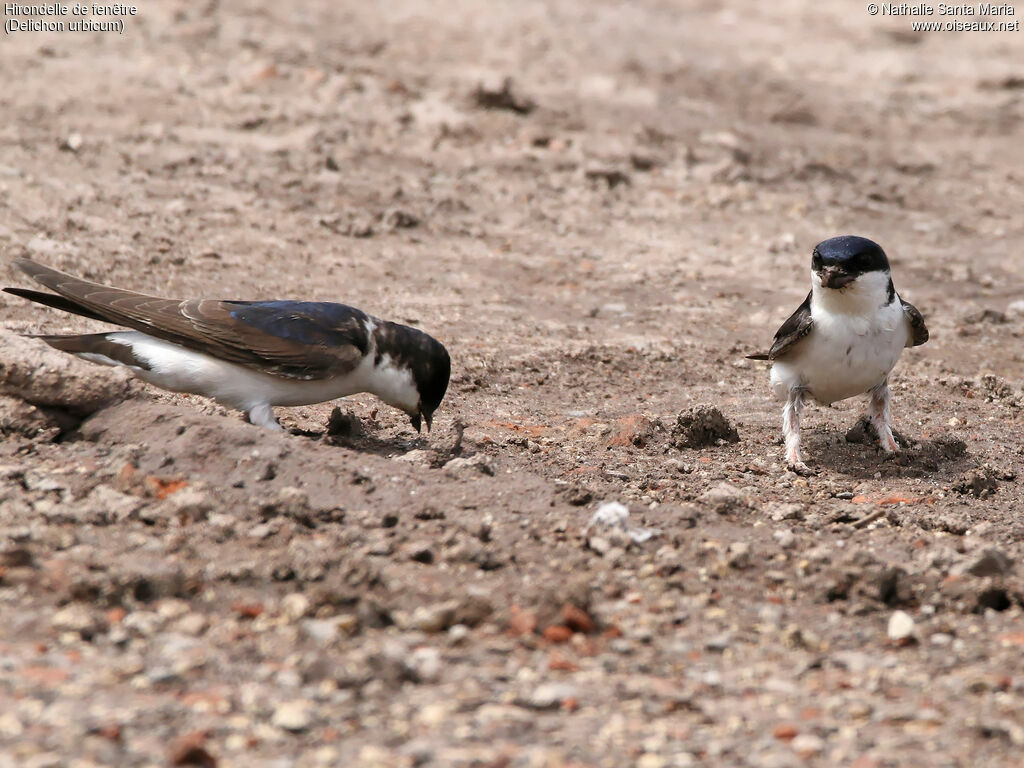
(699, 482, 751, 515)
(326, 407, 363, 437)
(0, 330, 131, 414)
(169, 732, 217, 768)
(845, 416, 909, 448)
(966, 549, 1014, 578)
(607, 414, 658, 447)
(953, 468, 1001, 498)
(671, 406, 739, 449)
(471, 77, 535, 114)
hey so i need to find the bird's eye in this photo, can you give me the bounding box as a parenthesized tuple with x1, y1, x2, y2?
(811, 251, 822, 268)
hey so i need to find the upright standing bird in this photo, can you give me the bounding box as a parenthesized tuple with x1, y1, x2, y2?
(748, 236, 928, 473)
(4, 258, 451, 432)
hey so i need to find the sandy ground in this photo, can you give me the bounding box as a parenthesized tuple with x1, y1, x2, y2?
(1, 1, 1024, 766)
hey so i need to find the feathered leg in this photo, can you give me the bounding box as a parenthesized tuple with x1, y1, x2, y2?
(782, 387, 811, 474)
(247, 403, 282, 430)
(867, 380, 899, 453)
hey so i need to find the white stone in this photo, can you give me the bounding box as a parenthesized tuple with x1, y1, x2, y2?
(272, 700, 314, 732)
(281, 593, 311, 620)
(410, 601, 458, 633)
(587, 501, 660, 543)
(526, 682, 579, 709)
(51, 604, 102, 637)
(887, 610, 915, 641)
(408, 646, 443, 683)
(772, 528, 796, 549)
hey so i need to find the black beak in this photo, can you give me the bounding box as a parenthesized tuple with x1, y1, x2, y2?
(410, 413, 422, 433)
(819, 266, 857, 290)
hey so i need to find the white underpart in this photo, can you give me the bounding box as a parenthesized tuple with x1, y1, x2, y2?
(90, 329, 419, 427)
(770, 270, 911, 406)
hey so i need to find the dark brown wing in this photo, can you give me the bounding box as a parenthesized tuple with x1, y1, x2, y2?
(6, 258, 368, 380)
(901, 298, 928, 347)
(746, 292, 813, 361)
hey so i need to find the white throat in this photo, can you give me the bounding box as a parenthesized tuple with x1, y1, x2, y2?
(367, 354, 419, 412)
(810, 269, 893, 316)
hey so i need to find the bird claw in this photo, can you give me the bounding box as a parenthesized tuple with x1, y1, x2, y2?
(787, 460, 815, 477)
(876, 431, 900, 453)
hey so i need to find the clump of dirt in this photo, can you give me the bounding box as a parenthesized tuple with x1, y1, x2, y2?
(326, 407, 364, 438)
(606, 414, 660, 447)
(555, 483, 593, 506)
(845, 415, 910, 448)
(471, 77, 535, 114)
(319, 207, 420, 238)
(671, 405, 739, 448)
(979, 374, 1020, 404)
(0, 394, 62, 439)
(0, 329, 131, 414)
(953, 467, 1003, 498)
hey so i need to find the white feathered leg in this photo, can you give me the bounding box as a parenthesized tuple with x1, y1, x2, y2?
(247, 403, 282, 430)
(867, 380, 899, 453)
(782, 387, 811, 474)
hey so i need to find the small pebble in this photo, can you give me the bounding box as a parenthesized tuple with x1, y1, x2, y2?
(272, 700, 315, 732)
(887, 610, 915, 642)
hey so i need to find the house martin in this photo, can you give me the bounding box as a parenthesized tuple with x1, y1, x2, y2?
(4, 258, 450, 432)
(748, 236, 928, 473)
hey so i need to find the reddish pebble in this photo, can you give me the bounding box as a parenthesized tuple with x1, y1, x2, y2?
(106, 607, 126, 624)
(507, 606, 537, 636)
(117, 463, 137, 486)
(145, 476, 188, 499)
(773, 724, 798, 741)
(561, 604, 595, 634)
(543, 625, 573, 643)
(21, 666, 70, 686)
(232, 602, 264, 619)
(606, 414, 655, 447)
(169, 730, 216, 768)
(96, 724, 121, 742)
(548, 652, 579, 671)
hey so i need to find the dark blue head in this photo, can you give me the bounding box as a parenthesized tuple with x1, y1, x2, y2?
(410, 333, 450, 432)
(811, 236, 890, 290)
(373, 321, 451, 433)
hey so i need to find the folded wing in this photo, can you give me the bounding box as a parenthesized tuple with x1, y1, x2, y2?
(5, 258, 368, 380)
(901, 299, 928, 347)
(746, 292, 813, 361)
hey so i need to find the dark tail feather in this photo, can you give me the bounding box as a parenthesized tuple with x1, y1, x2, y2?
(3, 287, 109, 323)
(30, 333, 151, 370)
(745, 353, 770, 361)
